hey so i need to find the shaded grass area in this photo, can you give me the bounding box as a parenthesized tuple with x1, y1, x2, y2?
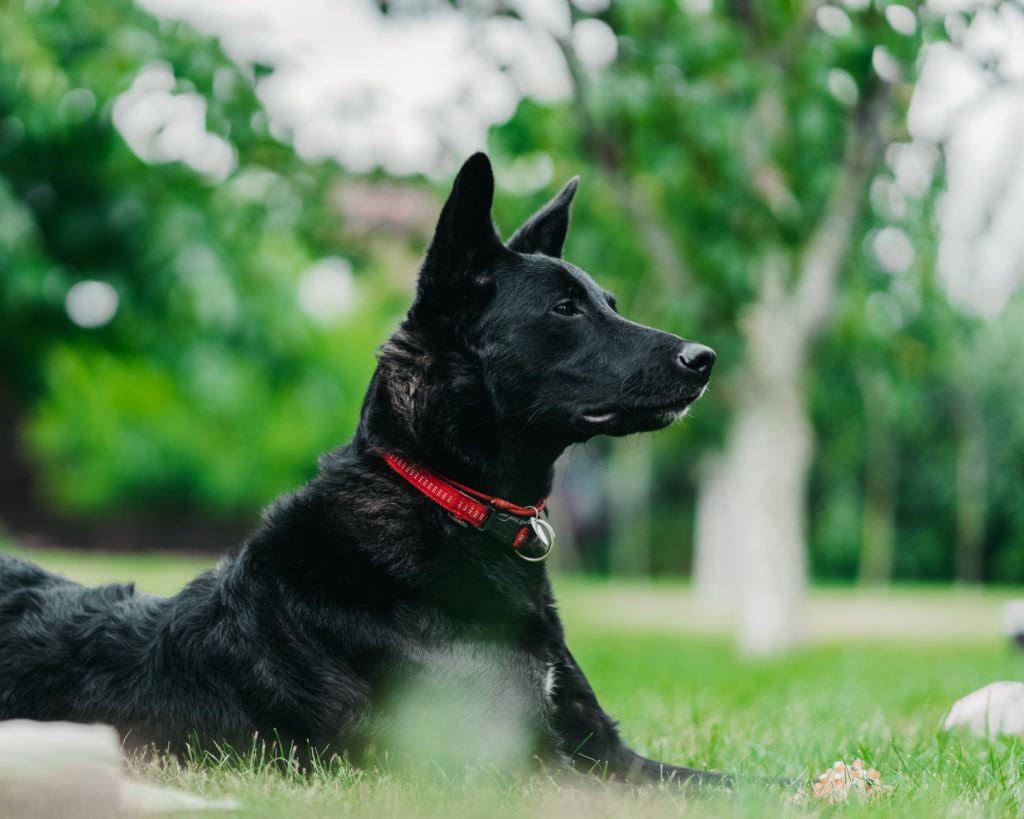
(3, 540, 1024, 816)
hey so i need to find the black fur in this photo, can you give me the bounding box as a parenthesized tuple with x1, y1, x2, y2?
(0, 154, 721, 785)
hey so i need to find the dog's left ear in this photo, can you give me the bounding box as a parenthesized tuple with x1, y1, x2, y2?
(419, 153, 503, 299)
(507, 176, 579, 258)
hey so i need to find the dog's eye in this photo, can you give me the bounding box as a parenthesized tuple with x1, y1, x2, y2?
(552, 300, 580, 317)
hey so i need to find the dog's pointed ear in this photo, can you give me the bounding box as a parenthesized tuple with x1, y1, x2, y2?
(419, 153, 503, 296)
(506, 176, 579, 258)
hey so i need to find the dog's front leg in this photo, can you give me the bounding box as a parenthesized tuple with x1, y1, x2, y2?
(549, 647, 730, 788)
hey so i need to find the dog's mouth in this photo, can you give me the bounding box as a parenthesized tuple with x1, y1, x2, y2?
(576, 389, 706, 434)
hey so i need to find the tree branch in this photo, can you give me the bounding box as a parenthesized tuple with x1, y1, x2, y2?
(793, 80, 891, 336)
(556, 34, 693, 299)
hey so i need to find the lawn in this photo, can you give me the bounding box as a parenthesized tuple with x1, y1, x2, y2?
(2, 540, 1024, 817)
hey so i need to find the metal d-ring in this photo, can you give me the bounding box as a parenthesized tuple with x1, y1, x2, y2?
(517, 506, 555, 563)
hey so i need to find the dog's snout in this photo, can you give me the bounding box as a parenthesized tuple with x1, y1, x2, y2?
(678, 342, 716, 377)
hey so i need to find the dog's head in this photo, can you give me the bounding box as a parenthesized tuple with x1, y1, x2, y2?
(407, 152, 714, 445)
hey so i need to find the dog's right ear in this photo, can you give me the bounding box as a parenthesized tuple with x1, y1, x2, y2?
(417, 153, 503, 302)
(506, 176, 579, 258)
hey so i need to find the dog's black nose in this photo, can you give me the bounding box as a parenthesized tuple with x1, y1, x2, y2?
(678, 342, 716, 376)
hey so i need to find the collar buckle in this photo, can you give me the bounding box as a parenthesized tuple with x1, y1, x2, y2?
(480, 509, 528, 547)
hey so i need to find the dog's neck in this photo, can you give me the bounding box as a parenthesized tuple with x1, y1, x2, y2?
(353, 323, 562, 505)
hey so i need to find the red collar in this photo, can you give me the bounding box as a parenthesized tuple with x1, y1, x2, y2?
(382, 452, 554, 561)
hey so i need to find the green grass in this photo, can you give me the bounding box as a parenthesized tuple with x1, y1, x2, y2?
(4, 539, 1024, 817)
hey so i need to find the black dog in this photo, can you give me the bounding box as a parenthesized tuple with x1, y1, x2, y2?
(0, 153, 719, 784)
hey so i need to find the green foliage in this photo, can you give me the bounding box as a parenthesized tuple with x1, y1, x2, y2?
(3, 0, 1023, 580)
(25, 311, 385, 512)
(0, 0, 412, 513)
(495, 0, 1024, 583)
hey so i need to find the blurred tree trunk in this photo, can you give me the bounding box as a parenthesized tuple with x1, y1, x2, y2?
(693, 452, 736, 599)
(695, 268, 811, 654)
(954, 390, 987, 584)
(547, 454, 583, 572)
(694, 84, 890, 654)
(606, 438, 653, 576)
(858, 371, 899, 585)
(559, 22, 894, 645)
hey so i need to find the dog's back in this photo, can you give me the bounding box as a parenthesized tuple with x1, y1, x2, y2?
(0, 555, 119, 637)
(0, 555, 160, 724)
(0, 548, 365, 754)
(0, 554, 141, 632)
(0, 553, 66, 597)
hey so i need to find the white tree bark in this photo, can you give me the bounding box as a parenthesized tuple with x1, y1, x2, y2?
(694, 84, 890, 654)
(560, 28, 892, 653)
(692, 451, 740, 599)
(695, 280, 811, 654)
(731, 357, 811, 653)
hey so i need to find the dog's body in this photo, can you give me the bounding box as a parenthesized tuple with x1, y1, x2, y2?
(0, 154, 718, 783)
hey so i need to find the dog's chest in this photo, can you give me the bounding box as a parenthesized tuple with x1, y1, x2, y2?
(369, 637, 558, 769)
(406, 638, 557, 711)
